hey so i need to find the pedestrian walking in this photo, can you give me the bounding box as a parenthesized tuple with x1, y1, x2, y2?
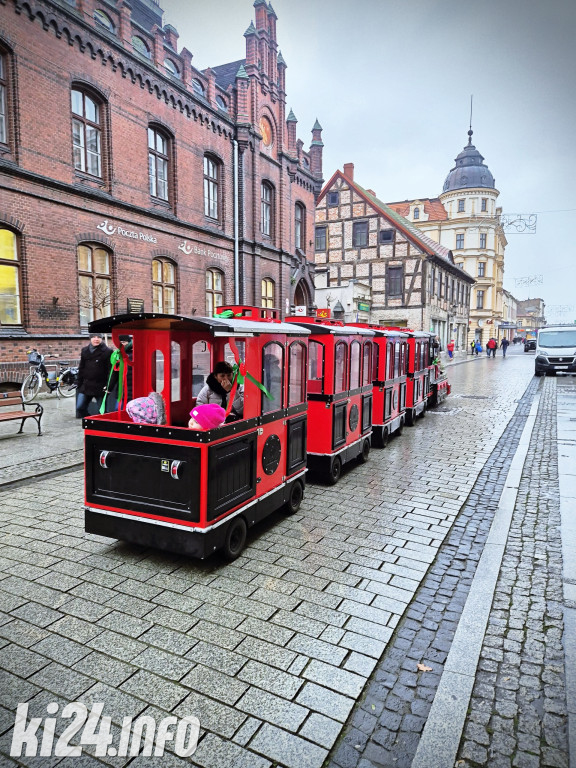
(487, 337, 497, 358)
(470, 340, 476, 356)
(447, 340, 455, 359)
(76, 332, 113, 418)
(500, 337, 510, 357)
(474, 340, 482, 356)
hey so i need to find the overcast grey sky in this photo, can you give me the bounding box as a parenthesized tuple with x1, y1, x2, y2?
(161, 0, 576, 322)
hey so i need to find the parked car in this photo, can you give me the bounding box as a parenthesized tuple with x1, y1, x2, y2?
(524, 339, 536, 352)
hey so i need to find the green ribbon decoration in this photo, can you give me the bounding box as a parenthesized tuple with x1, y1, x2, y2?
(231, 362, 273, 400)
(99, 349, 124, 415)
(214, 310, 243, 319)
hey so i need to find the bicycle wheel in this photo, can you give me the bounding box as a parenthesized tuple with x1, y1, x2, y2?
(58, 370, 77, 398)
(21, 373, 41, 402)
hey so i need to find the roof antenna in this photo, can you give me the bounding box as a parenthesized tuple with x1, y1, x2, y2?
(468, 95, 473, 145)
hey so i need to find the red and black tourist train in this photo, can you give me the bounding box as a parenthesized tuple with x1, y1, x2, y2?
(83, 307, 450, 560)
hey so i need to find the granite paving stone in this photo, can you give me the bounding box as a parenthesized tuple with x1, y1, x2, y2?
(237, 686, 308, 732)
(249, 722, 328, 768)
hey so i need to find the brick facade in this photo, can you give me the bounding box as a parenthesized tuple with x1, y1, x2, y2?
(0, 0, 323, 374)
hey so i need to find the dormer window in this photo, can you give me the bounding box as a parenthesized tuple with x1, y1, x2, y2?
(192, 79, 205, 97)
(413, 207, 420, 220)
(94, 9, 115, 33)
(164, 59, 181, 78)
(132, 36, 151, 59)
(215, 96, 228, 112)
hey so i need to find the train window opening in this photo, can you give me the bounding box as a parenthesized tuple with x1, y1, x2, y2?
(387, 342, 394, 380)
(308, 340, 324, 394)
(192, 340, 211, 397)
(152, 350, 164, 394)
(334, 341, 348, 393)
(394, 342, 401, 377)
(224, 340, 245, 367)
(262, 342, 283, 414)
(363, 342, 373, 386)
(171, 341, 181, 402)
(403, 342, 409, 374)
(371, 342, 379, 382)
(288, 342, 306, 406)
(350, 341, 361, 389)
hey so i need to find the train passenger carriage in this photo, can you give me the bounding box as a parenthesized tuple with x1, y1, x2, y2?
(287, 311, 374, 484)
(350, 325, 409, 447)
(403, 331, 432, 425)
(83, 308, 309, 560)
(428, 356, 451, 408)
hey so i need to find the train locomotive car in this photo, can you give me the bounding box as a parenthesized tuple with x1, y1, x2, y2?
(427, 355, 451, 408)
(402, 330, 432, 425)
(287, 312, 374, 484)
(83, 308, 309, 560)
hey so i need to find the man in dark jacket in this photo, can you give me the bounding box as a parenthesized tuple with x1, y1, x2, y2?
(76, 332, 113, 418)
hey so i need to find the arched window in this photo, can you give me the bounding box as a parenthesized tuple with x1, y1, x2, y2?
(206, 268, 223, 315)
(262, 341, 283, 413)
(164, 59, 180, 78)
(413, 207, 420, 220)
(261, 278, 274, 308)
(71, 89, 103, 177)
(77, 244, 112, 327)
(148, 126, 170, 202)
(261, 181, 273, 236)
(192, 79, 205, 97)
(132, 36, 151, 58)
(216, 95, 228, 112)
(152, 258, 176, 314)
(204, 155, 220, 220)
(295, 203, 305, 251)
(0, 51, 9, 146)
(94, 9, 115, 32)
(0, 228, 21, 325)
(334, 342, 347, 393)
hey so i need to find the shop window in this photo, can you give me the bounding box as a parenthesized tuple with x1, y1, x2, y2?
(77, 243, 111, 327)
(148, 126, 170, 201)
(204, 155, 220, 220)
(261, 278, 274, 309)
(0, 228, 21, 325)
(334, 341, 347, 393)
(288, 342, 306, 406)
(206, 268, 223, 315)
(152, 258, 176, 314)
(262, 342, 283, 413)
(71, 88, 103, 177)
(350, 341, 361, 389)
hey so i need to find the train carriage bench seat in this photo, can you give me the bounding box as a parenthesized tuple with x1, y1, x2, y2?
(0, 392, 43, 436)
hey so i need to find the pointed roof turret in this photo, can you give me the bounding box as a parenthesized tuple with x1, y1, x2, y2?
(287, 108, 297, 122)
(267, 2, 278, 17)
(244, 21, 257, 36)
(236, 64, 248, 79)
(312, 118, 323, 131)
(277, 50, 286, 67)
(253, 0, 267, 6)
(442, 129, 495, 192)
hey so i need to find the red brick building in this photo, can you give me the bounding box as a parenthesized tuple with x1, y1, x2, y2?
(0, 0, 323, 374)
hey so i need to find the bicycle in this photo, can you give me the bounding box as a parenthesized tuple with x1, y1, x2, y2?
(21, 350, 79, 403)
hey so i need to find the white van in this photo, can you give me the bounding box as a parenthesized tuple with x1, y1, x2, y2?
(535, 325, 576, 376)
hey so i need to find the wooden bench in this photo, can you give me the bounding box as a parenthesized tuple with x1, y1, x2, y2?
(0, 391, 43, 436)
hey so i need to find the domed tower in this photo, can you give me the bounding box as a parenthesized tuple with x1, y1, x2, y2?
(439, 130, 506, 347)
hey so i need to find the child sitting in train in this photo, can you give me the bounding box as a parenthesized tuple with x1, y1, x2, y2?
(196, 361, 244, 420)
(188, 403, 227, 430)
(126, 392, 166, 424)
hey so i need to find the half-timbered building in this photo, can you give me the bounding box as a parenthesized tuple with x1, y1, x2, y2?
(314, 164, 474, 346)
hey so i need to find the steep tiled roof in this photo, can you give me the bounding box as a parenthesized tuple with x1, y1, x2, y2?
(211, 59, 246, 90)
(387, 198, 448, 221)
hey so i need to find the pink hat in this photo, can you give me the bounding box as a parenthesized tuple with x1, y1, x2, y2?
(189, 403, 226, 430)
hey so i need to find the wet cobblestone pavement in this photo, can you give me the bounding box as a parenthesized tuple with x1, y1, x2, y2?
(0, 350, 573, 767)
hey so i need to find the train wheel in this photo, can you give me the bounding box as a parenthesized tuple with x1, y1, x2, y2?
(358, 438, 371, 464)
(405, 409, 414, 427)
(222, 517, 247, 561)
(381, 427, 389, 447)
(284, 480, 303, 514)
(327, 456, 342, 485)
(397, 417, 404, 436)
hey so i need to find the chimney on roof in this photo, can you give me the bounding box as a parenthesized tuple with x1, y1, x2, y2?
(343, 163, 354, 182)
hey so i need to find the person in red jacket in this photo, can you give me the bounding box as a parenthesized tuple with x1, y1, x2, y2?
(447, 340, 455, 359)
(486, 337, 498, 358)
